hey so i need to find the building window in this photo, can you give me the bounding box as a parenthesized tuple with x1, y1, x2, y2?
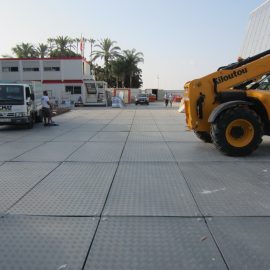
(65, 86, 81, 94)
(44, 67, 60, 71)
(23, 67, 39, 72)
(2, 67, 19, 72)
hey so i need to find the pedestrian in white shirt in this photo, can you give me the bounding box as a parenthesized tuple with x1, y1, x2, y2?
(41, 91, 52, 126)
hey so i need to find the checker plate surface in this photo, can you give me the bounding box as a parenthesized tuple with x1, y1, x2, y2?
(10, 163, 117, 216)
(207, 217, 270, 270)
(162, 131, 199, 142)
(131, 124, 159, 132)
(68, 142, 125, 162)
(168, 142, 239, 162)
(90, 132, 128, 142)
(52, 131, 97, 142)
(103, 163, 199, 216)
(0, 215, 98, 270)
(84, 217, 227, 270)
(102, 124, 131, 132)
(179, 162, 270, 216)
(14, 142, 83, 162)
(0, 162, 58, 213)
(0, 142, 42, 161)
(121, 142, 174, 162)
(157, 124, 186, 131)
(127, 132, 164, 142)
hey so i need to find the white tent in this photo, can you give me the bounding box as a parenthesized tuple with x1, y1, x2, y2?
(241, 0, 270, 58)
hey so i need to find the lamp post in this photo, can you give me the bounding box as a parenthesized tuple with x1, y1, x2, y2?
(157, 75, 160, 89)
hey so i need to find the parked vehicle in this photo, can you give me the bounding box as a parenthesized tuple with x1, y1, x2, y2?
(184, 49, 270, 156)
(135, 94, 149, 105)
(75, 81, 111, 107)
(0, 81, 43, 128)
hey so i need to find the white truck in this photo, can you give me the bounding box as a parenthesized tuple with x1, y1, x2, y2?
(0, 81, 43, 128)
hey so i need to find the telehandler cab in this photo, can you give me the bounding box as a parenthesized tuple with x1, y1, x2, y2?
(184, 49, 270, 156)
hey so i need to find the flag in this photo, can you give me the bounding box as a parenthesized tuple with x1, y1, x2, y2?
(80, 35, 84, 57)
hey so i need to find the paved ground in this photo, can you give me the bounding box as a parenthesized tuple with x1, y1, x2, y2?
(1, 102, 270, 270)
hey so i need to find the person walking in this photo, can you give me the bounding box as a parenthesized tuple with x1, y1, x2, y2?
(164, 93, 169, 107)
(41, 90, 52, 126)
(169, 93, 173, 107)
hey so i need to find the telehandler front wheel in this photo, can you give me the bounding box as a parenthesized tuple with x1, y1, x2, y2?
(194, 131, 212, 143)
(211, 107, 263, 156)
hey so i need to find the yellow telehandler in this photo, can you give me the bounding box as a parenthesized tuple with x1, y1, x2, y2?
(184, 49, 270, 156)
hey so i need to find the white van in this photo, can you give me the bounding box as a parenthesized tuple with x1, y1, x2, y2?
(0, 81, 43, 128)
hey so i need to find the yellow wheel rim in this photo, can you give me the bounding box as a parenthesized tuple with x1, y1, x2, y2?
(225, 119, 254, 148)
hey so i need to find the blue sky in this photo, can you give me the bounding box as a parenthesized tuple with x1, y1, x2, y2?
(0, 0, 264, 89)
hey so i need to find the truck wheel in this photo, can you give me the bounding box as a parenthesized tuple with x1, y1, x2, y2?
(211, 107, 263, 156)
(194, 131, 212, 143)
(27, 115, 34, 129)
(35, 111, 43, 123)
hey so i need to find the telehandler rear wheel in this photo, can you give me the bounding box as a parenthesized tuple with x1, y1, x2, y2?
(194, 131, 212, 143)
(211, 107, 263, 156)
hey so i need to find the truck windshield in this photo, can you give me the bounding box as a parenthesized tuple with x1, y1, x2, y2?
(0, 85, 24, 105)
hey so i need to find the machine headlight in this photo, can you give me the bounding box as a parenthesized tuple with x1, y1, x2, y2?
(15, 112, 27, 117)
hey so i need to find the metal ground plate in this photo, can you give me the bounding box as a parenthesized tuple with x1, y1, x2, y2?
(131, 124, 159, 132)
(121, 142, 174, 162)
(0, 142, 42, 161)
(179, 161, 270, 216)
(162, 131, 199, 142)
(9, 162, 117, 216)
(68, 142, 125, 162)
(52, 131, 97, 142)
(77, 123, 106, 131)
(0, 215, 98, 270)
(207, 217, 270, 270)
(84, 217, 227, 270)
(102, 124, 131, 132)
(168, 142, 239, 162)
(103, 163, 200, 216)
(157, 124, 186, 132)
(127, 131, 164, 142)
(0, 162, 58, 213)
(90, 132, 128, 142)
(14, 142, 83, 162)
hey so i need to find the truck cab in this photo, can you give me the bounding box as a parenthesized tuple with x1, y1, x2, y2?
(0, 82, 43, 128)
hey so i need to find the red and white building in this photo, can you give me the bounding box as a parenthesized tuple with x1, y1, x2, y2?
(0, 57, 95, 103)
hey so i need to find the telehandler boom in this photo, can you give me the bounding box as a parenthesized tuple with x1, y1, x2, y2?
(184, 49, 270, 156)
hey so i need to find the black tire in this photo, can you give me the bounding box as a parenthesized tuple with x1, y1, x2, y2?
(211, 107, 263, 156)
(194, 131, 212, 143)
(35, 111, 43, 123)
(27, 114, 34, 129)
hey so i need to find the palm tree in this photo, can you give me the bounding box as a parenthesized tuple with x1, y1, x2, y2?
(92, 38, 121, 80)
(12, 43, 37, 58)
(111, 56, 127, 88)
(122, 49, 144, 87)
(1, 54, 13, 58)
(49, 36, 76, 57)
(89, 38, 95, 59)
(74, 38, 81, 54)
(36, 43, 48, 58)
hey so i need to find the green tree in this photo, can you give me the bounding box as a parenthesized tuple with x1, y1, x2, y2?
(92, 64, 106, 82)
(11, 43, 37, 58)
(122, 49, 144, 87)
(49, 36, 78, 57)
(111, 56, 127, 88)
(92, 38, 121, 81)
(74, 38, 81, 54)
(36, 43, 48, 58)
